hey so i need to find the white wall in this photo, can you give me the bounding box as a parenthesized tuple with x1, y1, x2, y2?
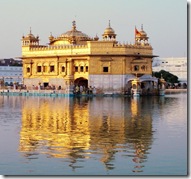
(89, 74, 126, 94)
(0, 66, 23, 84)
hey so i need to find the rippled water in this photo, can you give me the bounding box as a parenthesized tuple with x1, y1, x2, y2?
(0, 94, 187, 175)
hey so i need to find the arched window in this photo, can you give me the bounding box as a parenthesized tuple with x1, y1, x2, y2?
(62, 66, 65, 72)
(85, 66, 88, 72)
(50, 65, 54, 72)
(134, 65, 139, 71)
(27, 67, 30, 73)
(141, 65, 146, 71)
(80, 66, 84, 72)
(37, 66, 41, 72)
(75, 66, 78, 72)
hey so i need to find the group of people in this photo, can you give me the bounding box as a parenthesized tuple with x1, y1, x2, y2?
(73, 85, 96, 95)
(8, 83, 99, 95)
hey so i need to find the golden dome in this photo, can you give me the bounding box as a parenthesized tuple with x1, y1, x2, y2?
(49, 32, 54, 42)
(26, 33, 35, 39)
(103, 20, 115, 35)
(22, 28, 39, 40)
(135, 25, 149, 44)
(59, 21, 92, 41)
(94, 34, 99, 41)
(140, 25, 147, 37)
(140, 30, 147, 37)
(102, 20, 116, 40)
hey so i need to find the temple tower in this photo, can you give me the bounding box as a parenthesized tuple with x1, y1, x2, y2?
(135, 25, 149, 45)
(22, 28, 39, 47)
(102, 20, 116, 41)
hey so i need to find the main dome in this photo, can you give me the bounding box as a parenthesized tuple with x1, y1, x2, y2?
(59, 21, 92, 41)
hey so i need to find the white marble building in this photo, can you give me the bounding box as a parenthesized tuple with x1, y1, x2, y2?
(152, 57, 187, 84)
(0, 59, 23, 86)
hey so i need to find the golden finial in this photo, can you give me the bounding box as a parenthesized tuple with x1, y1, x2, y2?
(109, 20, 111, 27)
(72, 20, 76, 30)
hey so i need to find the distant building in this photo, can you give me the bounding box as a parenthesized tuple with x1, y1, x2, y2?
(152, 57, 187, 84)
(20, 21, 159, 95)
(0, 58, 23, 86)
(0, 58, 22, 66)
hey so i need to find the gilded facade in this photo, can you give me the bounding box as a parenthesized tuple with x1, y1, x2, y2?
(21, 21, 158, 94)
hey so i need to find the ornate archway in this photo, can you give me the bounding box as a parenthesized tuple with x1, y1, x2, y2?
(74, 77, 88, 88)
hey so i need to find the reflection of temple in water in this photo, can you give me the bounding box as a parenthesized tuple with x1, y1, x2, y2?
(126, 97, 153, 172)
(19, 96, 155, 172)
(19, 97, 91, 165)
(88, 97, 154, 172)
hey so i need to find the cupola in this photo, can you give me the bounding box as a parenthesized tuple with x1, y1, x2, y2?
(49, 32, 54, 43)
(139, 24, 149, 41)
(22, 28, 39, 46)
(102, 20, 116, 41)
(135, 25, 149, 45)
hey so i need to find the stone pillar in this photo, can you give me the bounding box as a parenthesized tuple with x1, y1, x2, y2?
(65, 58, 74, 95)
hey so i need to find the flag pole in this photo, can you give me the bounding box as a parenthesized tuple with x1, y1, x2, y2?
(135, 26, 136, 44)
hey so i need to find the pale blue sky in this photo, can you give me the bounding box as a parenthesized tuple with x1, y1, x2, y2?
(0, 0, 187, 58)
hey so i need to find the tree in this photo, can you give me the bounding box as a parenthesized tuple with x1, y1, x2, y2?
(152, 70, 179, 83)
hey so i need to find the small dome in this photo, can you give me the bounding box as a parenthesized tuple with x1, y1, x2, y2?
(140, 30, 147, 37)
(26, 33, 35, 39)
(94, 34, 99, 41)
(140, 25, 147, 37)
(103, 20, 115, 35)
(135, 25, 149, 44)
(22, 28, 38, 41)
(102, 20, 116, 40)
(49, 32, 54, 41)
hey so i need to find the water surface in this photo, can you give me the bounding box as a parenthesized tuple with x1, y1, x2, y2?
(0, 94, 187, 175)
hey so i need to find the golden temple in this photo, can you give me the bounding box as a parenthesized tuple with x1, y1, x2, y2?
(21, 21, 159, 95)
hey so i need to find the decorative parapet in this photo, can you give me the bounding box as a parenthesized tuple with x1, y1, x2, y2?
(28, 42, 152, 51)
(22, 41, 153, 57)
(113, 43, 152, 49)
(29, 44, 88, 51)
(22, 44, 90, 57)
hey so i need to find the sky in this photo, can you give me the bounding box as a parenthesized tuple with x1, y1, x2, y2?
(0, 0, 187, 59)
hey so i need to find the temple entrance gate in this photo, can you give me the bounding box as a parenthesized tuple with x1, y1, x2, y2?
(74, 77, 88, 88)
